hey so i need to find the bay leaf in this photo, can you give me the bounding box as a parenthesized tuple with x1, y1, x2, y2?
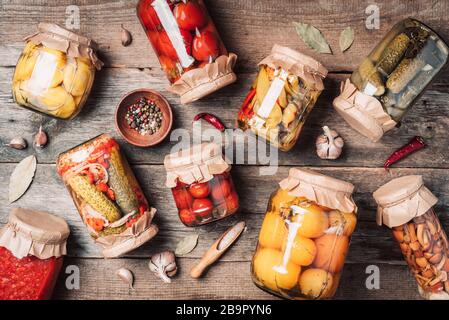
(339, 26, 355, 52)
(293, 22, 332, 54)
(175, 234, 199, 256)
(9, 155, 37, 203)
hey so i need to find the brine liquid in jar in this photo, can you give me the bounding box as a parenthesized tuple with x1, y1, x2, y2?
(351, 18, 448, 122)
(251, 169, 357, 300)
(237, 45, 327, 152)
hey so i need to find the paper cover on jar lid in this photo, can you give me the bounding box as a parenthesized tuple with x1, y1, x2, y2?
(373, 175, 438, 228)
(24, 23, 103, 70)
(0, 208, 70, 260)
(259, 44, 328, 91)
(333, 79, 397, 142)
(279, 168, 356, 213)
(99, 209, 158, 258)
(168, 54, 237, 104)
(164, 143, 230, 188)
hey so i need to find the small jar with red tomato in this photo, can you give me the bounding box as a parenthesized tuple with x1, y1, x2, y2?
(137, 0, 237, 104)
(0, 208, 70, 300)
(164, 143, 239, 226)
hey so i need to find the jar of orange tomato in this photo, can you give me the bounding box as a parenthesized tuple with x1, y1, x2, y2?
(137, 0, 237, 104)
(251, 168, 358, 299)
(164, 143, 239, 226)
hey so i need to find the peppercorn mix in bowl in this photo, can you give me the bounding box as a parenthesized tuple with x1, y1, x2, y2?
(115, 89, 173, 147)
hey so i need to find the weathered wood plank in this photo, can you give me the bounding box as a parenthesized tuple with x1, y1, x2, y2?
(2, 164, 449, 264)
(1, 0, 449, 72)
(1, 67, 448, 167)
(53, 258, 422, 300)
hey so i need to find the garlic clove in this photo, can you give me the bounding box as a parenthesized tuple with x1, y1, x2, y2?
(34, 126, 48, 148)
(149, 251, 177, 284)
(121, 25, 132, 47)
(116, 268, 134, 289)
(7, 137, 27, 150)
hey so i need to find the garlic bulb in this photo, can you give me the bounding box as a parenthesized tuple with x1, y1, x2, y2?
(116, 268, 134, 289)
(149, 251, 177, 283)
(316, 126, 344, 160)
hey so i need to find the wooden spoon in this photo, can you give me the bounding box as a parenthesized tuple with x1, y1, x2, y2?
(190, 221, 246, 279)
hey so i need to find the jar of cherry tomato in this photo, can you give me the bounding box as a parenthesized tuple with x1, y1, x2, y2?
(57, 134, 158, 258)
(0, 208, 70, 300)
(251, 169, 357, 299)
(164, 143, 239, 226)
(137, 0, 237, 104)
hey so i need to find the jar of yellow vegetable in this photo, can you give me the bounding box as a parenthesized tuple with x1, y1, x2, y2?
(237, 45, 327, 152)
(251, 168, 357, 299)
(12, 23, 103, 119)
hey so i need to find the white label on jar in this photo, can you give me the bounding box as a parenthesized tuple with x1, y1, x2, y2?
(152, 0, 195, 68)
(251, 69, 289, 129)
(25, 51, 58, 95)
(273, 205, 306, 275)
(362, 81, 378, 96)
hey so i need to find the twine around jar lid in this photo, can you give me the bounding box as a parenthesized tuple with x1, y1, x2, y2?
(373, 175, 438, 228)
(164, 143, 230, 188)
(0, 208, 70, 260)
(24, 22, 104, 70)
(279, 168, 356, 213)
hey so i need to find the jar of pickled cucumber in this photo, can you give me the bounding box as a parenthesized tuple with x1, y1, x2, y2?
(164, 143, 239, 226)
(137, 0, 237, 104)
(333, 18, 448, 142)
(57, 134, 158, 258)
(12, 23, 103, 120)
(238, 45, 327, 152)
(374, 176, 449, 300)
(251, 168, 357, 299)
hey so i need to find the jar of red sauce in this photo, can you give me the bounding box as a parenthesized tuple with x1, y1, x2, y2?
(164, 143, 239, 226)
(0, 208, 70, 300)
(137, 0, 237, 104)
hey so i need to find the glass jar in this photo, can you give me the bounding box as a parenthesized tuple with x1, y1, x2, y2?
(334, 18, 448, 142)
(238, 45, 327, 152)
(164, 143, 239, 226)
(137, 0, 237, 104)
(12, 23, 103, 120)
(0, 208, 69, 300)
(374, 175, 449, 300)
(57, 134, 158, 258)
(251, 168, 357, 299)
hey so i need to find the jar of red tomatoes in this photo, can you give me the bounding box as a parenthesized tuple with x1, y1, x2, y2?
(0, 208, 70, 300)
(164, 143, 239, 226)
(57, 134, 159, 258)
(137, 0, 237, 104)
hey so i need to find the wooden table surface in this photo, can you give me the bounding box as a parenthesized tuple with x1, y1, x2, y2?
(1, 0, 449, 300)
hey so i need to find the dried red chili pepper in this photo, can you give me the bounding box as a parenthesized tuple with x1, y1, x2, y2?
(384, 136, 426, 170)
(193, 113, 226, 132)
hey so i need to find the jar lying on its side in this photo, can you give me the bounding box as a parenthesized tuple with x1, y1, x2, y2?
(57, 134, 158, 258)
(238, 45, 328, 152)
(0, 208, 70, 300)
(251, 168, 357, 299)
(333, 18, 448, 142)
(137, 0, 237, 104)
(164, 143, 239, 227)
(374, 175, 449, 300)
(12, 23, 103, 119)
